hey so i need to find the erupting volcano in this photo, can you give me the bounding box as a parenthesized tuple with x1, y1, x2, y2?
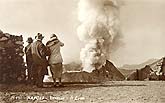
(77, 0, 120, 72)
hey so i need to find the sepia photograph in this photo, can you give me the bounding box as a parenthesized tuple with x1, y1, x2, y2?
(0, 0, 165, 103)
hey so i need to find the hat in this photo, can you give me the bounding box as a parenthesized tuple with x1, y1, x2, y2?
(26, 37, 33, 43)
(35, 33, 44, 40)
(50, 34, 57, 38)
(50, 34, 58, 41)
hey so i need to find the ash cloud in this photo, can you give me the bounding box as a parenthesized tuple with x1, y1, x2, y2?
(77, 0, 122, 72)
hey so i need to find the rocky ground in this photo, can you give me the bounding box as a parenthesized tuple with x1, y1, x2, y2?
(0, 81, 165, 103)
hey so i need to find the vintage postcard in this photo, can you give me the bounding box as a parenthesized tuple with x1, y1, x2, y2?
(0, 0, 165, 103)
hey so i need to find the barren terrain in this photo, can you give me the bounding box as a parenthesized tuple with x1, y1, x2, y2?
(0, 81, 165, 103)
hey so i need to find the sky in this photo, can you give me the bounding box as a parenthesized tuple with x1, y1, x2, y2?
(0, 0, 165, 67)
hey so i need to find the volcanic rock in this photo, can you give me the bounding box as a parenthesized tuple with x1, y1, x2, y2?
(0, 30, 26, 83)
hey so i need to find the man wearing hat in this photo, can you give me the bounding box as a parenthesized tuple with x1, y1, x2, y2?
(46, 34, 64, 86)
(160, 57, 165, 78)
(31, 33, 48, 87)
(25, 37, 33, 84)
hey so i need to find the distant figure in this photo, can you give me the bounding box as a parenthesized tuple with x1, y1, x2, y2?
(31, 33, 48, 87)
(160, 57, 165, 76)
(46, 34, 64, 86)
(25, 37, 33, 83)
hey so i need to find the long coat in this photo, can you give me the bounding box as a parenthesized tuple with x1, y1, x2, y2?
(25, 43, 33, 65)
(31, 40, 48, 75)
(46, 38, 64, 65)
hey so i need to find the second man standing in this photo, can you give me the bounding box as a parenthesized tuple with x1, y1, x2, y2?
(46, 34, 64, 86)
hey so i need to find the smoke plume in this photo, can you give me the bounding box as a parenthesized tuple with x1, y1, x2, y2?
(77, 0, 120, 72)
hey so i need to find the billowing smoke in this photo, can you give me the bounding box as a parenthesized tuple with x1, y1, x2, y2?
(77, 0, 120, 72)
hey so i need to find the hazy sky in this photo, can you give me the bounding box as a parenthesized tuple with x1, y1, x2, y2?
(0, 0, 165, 66)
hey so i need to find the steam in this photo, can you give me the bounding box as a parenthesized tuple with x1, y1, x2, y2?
(77, 0, 120, 72)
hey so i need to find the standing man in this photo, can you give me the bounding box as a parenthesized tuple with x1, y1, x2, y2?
(46, 34, 64, 86)
(25, 37, 33, 84)
(31, 33, 48, 87)
(160, 57, 165, 77)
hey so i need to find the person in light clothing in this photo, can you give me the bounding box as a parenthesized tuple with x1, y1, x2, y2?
(46, 34, 64, 86)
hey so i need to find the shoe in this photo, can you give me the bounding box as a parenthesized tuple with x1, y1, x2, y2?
(56, 83, 60, 87)
(37, 84, 43, 88)
(53, 82, 57, 87)
(59, 82, 63, 86)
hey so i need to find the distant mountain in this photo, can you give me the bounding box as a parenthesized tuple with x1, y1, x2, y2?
(120, 58, 158, 70)
(118, 69, 135, 77)
(63, 62, 82, 72)
(63, 58, 160, 78)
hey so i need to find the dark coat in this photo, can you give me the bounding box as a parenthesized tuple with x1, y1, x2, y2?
(160, 58, 165, 73)
(31, 40, 47, 65)
(31, 40, 48, 75)
(25, 43, 33, 65)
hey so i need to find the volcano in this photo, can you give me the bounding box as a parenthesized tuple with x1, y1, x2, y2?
(61, 60, 125, 83)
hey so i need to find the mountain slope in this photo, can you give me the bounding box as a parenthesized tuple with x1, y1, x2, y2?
(120, 58, 158, 70)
